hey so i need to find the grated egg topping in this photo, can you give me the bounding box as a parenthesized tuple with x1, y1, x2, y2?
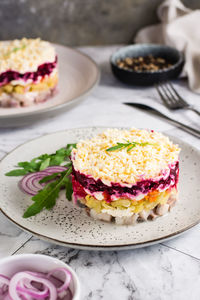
(71, 128, 180, 184)
(0, 38, 56, 73)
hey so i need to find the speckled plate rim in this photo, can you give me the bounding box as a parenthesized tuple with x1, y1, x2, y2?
(0, 44, 100, 120)
(0, 208, 198, 251)
(0, 127, 200, 251)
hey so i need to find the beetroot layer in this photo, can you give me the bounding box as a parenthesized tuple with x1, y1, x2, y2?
(72, 161, 179, 201)
(0, 57, 57, 87)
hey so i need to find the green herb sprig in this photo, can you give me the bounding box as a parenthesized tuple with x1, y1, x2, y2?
(5, 44, 27, 57)
(106, 141, 152, 152)
(5, 143, 76, 177)
(5, 143, 76, 218)
(23, 167, 72, 218)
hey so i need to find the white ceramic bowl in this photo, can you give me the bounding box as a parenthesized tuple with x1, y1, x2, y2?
(0, 254, 80, 299)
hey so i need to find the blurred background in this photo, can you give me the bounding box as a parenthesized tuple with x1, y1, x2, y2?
(1, 0, 199, 46)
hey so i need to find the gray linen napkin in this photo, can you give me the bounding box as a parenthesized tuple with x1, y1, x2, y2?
(135, 0, 200, 93)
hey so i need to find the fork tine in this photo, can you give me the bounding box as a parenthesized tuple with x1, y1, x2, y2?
(156, 81, 191, 111)
(168, 82, 187, 106)
(163, 82, 178, 104)
(155, 84, 170, 108)
(157, 83, 174, 106)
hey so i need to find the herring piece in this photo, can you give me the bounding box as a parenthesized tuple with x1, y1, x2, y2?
(90, 209, 112, 222)
(156, 203, 170, 216)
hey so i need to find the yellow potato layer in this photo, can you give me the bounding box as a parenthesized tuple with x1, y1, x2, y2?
(0, 73, 58, 95)
(82, 189, 171, 214)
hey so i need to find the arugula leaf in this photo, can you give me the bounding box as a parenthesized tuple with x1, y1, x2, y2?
(18, 162, 31, 169)
(5, 169, 28, 176)
(49, 155, 65, 166)
(5, 143, 76, 177)
(66, 143, 77, 151)
(63, 161, 72, 168)
(65, 177, 73, 201)
(55, 148, 67, 155)
(5, 143, 76, 218)
(23, 167, 72, 218)
(18, 161, 39, 172)
(39, 172, 60, 183)
(38, 154, 49, 160)
(39, 158, 50, 171)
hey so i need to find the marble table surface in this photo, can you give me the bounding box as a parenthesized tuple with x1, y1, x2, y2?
(0, 45, 200, 300)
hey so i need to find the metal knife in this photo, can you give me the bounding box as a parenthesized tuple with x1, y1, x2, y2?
(124, 103, 200, 139)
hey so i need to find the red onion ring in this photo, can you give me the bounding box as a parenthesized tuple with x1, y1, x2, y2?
(0, 274, 10, 296)
(0, 267, 72, 300)
(45, 167, 67, 173)
(17, 285, 49, 299)
(0, 274, 10, 284)
(47, 268, 72, 294)
(2, 294, 12, 300)
(19, 166, 67, 196)
(9, 272, 57, 300)
(16, 276, 49, 299)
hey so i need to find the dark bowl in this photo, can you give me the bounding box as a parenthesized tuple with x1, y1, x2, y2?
(110, 44, 184, 86)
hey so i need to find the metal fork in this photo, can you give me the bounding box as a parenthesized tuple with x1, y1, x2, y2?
(156, 82, 200, 116)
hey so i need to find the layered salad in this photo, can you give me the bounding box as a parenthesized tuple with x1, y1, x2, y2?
(0, 38, 58, 107)
(71, 128, 180, 225)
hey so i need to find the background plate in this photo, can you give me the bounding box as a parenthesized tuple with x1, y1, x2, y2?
(0, 127, 200, 250)
(0, 45, 100, 127)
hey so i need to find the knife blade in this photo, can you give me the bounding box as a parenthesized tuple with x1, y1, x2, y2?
(124, 102, 200, 139)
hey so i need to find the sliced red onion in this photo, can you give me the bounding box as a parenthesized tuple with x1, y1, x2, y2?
(19, 166, 67, 196)
(61, 290, 73, 300)
(0, 285, 9, 296)
(1, 293, 12, 300)
(19, 173, 47, 196)
(16, 276, 49, 299)
(45, 167, 67, 173)
(9, 272, 57, 300)
(0, 266, 72, 300)
(0, 274, 10, 285)
(0, 274, 10, 296)
(47, 268, 71, 295)
(17, 285, 49, 299)
(25, 271, 46, 278)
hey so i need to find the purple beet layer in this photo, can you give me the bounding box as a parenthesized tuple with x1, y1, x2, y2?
(72, 161, 179, 200)
(0, 57, 57, 87)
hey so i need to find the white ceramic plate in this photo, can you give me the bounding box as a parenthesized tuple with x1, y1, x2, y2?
(0, 45, 100, 127)
(0, 127, 200, 251)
